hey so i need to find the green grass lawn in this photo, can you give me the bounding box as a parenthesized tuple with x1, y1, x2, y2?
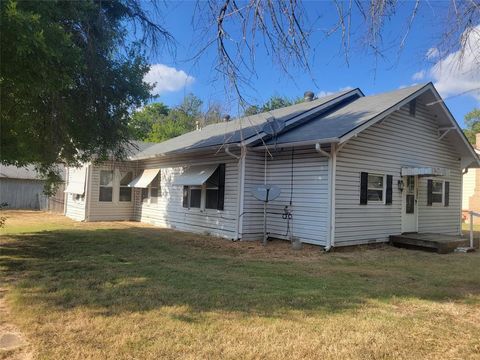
(1, 211, 480, 359)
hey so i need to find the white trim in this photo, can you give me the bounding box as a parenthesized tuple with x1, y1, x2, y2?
(430, 178, 445, 206)
(236, 147, 246, 240)
(85, 164, 92, 221)
(366, 173, 387, 204)
(330, 143, 337, 248)
(253, 138, 340, 151)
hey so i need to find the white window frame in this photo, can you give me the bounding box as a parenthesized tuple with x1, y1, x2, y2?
(141, 171, 161, 205)
(119, 170, 133, 202)
(431, 179, 445, 206)
(99, 170, 114, 202)
(367, 173, 386, 204)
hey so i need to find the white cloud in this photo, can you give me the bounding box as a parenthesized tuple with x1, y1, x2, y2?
(429, 26, 480, 100)
(412, 70, 425, 81)
(317, 86, 353, 98)
(426, 47, 440, 60)
(144, 64, 195, 95)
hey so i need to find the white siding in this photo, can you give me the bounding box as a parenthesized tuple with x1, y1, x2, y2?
(241, 150, 265, 240)
(242, 147, 329, 246)
(133, 151, 240, 239)
(65, 167, 86, 221)
(0, 179, 45, 209)
(87, 162, 137, 221)
(334, 102, 462, 246)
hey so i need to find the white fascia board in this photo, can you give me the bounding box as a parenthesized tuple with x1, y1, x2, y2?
(252, 138, 340, 151)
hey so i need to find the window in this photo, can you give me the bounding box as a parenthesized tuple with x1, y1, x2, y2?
(427, 179, 450, 206)
(182, 164, 226, 210)
(99, 170, 113, 202)
(367, 174, 385, 202)
(150, 173, 160, 204)
(73, 194, 85, 202)
(431, 180, 443, 204)
(205, 164, 225, 210)
(141, 172, 161, 204)
(119, 171, 133, 202)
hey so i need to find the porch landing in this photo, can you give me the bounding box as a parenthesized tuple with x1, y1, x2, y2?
(389, 233, 477, 254)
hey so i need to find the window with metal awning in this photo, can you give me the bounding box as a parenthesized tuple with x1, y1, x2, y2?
(174, 164, 226, 211)
(64, 166, 87, 194)
(128, 168, 160, 188)
(401, 167, 450, 177)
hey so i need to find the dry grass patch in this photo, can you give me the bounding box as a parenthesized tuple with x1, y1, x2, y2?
(1, 211, 479, 359)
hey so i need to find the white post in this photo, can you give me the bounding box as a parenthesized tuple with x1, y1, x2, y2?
(470, 211, 474, 248)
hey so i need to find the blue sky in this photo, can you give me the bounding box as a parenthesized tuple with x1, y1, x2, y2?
(143, 1, 479, 127)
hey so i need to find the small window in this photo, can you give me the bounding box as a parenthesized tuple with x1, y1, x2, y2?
(367, 174, 384, 202)
(432, 180, 443, 204)
(119, 171, 133, 202)
(150, 173, 160, 204)
(73, 194, 85, 202)
(99, 170, 113, 202)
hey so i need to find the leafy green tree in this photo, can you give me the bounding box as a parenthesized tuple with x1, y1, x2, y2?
(145, 109, 196, 143)
(242, 95, 304, 116)
(0, 0, 170, 191)
(178, 93, 203, 118)
(129, 103, 170, 140)
(463, 108, 480, 145)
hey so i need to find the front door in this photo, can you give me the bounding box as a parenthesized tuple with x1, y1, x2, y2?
(402, 175, 418, 233)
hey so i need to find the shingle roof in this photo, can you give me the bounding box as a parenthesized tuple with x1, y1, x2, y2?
(130, 89, 360, 159)
(0, 165, 44, 180)
(263, 84, 427, 145)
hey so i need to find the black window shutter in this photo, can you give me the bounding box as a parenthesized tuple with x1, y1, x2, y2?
(182, 186, 189, 208)
(427, 179, 433, 206)
(444, 181, 450, 206)
(217, 164, 226, 210)
(360, 172, 368, 205)
(386, 175, 393, 205)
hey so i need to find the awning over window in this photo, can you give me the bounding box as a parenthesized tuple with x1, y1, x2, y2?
(172, 164, 219, 186)
(128, 168, 160, 188)
(401, 167, 450, 177)
(64, 166, 87, 194)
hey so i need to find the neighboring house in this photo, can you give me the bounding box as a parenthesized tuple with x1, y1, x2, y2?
(64, 83, 479, 248)
(462, 133, 480, 222)
(0, 165, 65, 211)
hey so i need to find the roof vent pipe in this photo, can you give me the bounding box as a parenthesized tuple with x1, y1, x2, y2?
(223, 114, 231, 122)
(304, 91, 314, 102)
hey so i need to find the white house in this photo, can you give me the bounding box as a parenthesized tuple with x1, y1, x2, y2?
(63, 83, 479, 249)
(462, 133, 480, 222)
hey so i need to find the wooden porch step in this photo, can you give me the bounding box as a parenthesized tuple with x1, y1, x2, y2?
(389, 233, 474, 254)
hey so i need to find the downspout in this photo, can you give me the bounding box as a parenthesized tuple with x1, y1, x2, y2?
(63, 166, 69, 215)
(225, 144, 245, 240)
(316, 143, 334, 251)
(85, 164, 92, 222)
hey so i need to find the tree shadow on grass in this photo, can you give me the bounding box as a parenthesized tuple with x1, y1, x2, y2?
(1, 227, 479, 318)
